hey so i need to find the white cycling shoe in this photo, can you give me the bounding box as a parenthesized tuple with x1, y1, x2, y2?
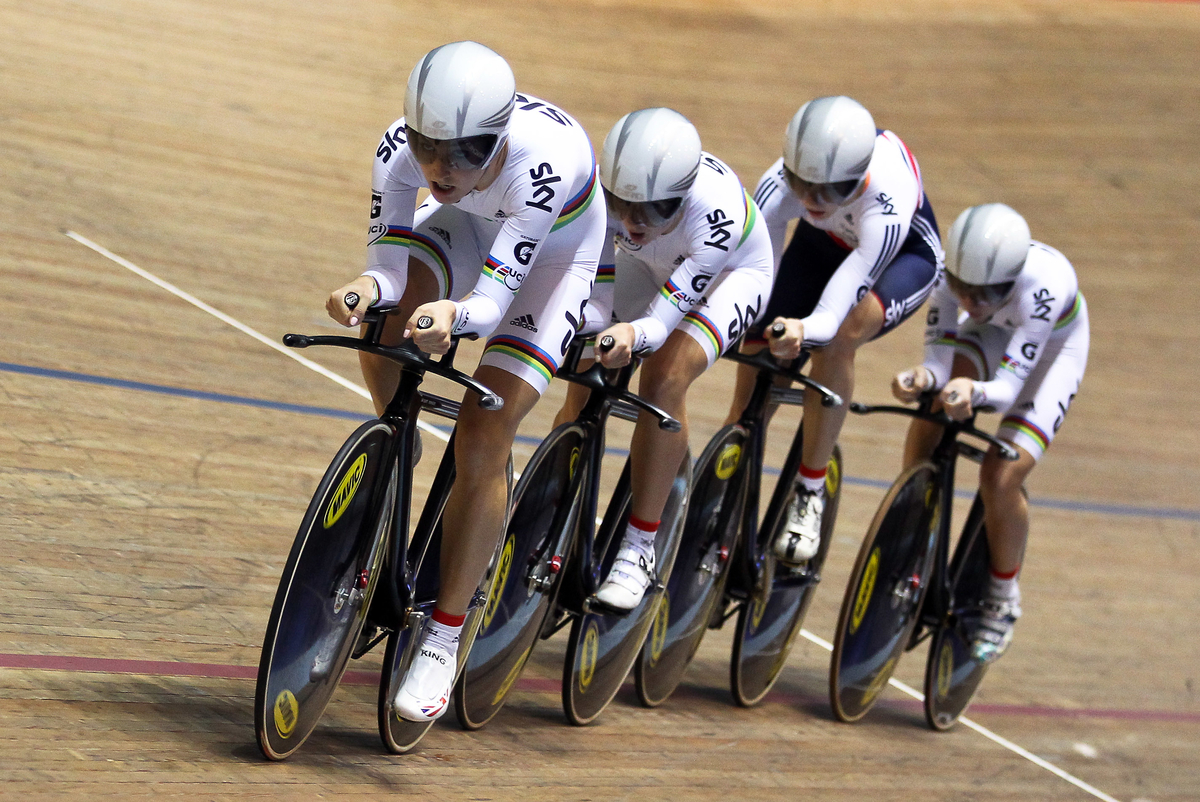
(774, 486, 824, 563)
(971, 598, 1021, 664)
(392, 636, 456, 722)
(594, 542, 656, 612)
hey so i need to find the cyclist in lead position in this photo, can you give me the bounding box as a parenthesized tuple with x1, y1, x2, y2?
(325, 41, 605, 721)
(892, 203, 1089, 662)
(557, 107, 775, 611)
(729, 95, 942, 564)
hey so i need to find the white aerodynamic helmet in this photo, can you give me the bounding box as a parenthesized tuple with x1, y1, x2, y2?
(945, 203, 1032, 286)
(404, 41, 515, 169)
(783, 96, 876, 186)
(600, 108, 702, 204)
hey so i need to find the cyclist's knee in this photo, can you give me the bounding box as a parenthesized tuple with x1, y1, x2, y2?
(639, 336, 707, 408)
(979, 446, 1034, 500)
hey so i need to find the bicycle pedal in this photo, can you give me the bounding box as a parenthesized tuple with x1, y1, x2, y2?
(582, 595, 634, 618)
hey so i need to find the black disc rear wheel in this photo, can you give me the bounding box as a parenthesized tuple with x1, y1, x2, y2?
(924, 493, 991, 730)
(635, 427, 746, 708)
(829, 462, 939, 723)
(255, 421, 396, 760)
(731, 444, 843, 707)
(563, 454, 691, 725)
(453, 426, 585, 730)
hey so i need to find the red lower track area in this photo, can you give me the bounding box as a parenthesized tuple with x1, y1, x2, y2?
(3, 651, 1195, 724)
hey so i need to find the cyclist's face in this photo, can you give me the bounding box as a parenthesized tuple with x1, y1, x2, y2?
(408, 128, 498, 203)
(605, 189, 684, 245)
(783, 166, 862, 219)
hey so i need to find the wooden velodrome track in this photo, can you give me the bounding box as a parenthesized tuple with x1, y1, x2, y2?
(1, 0, 1198, 798)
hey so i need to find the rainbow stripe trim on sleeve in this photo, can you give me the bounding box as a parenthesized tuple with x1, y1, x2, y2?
(737, 189, 759, 249)
(375, 227, 452, 297)
(936, 332, 987, 373)
(484, 335, 558, 384)
(550, 166, 599, 232)
(683, 310, 725, 355)
(595, 264, 615, 284)
(1054, 293, 1081, 330)
(659, 278, 685, 308)
(1000, 415, 1049, 452)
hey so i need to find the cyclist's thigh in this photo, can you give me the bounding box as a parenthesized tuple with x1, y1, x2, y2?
(409, 201, 499, 300)
(478, 262, 595, 397)
(679, 263, 775, 368)
(869, 248, 938, 341)
(995, 305, 1090, 462)
(746, 220, 845, 340)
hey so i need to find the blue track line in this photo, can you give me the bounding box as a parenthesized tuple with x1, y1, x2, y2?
(4, 360, 1196, 522)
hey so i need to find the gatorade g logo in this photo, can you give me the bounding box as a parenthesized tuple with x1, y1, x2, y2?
(849, 547, 880, 634)
(825, 455, 841, 497)
(937, 641, 954, 700)
(482, 535, 515, 629)
(324, 453, 367, 529)
(273, 690, 299, 739)
(647, 597, 670, 668)
(715, 443, 742, 480)
(577, 620, 600, 691)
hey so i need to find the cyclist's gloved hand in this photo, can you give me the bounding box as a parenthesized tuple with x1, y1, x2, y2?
(597, 322, 636, 368)
(405, 299, 456, 354)
(767, 316, 804, 361)
(940, 377, 978, 421)
(327, 276, 379, 328)
(892, 365, 934, 403)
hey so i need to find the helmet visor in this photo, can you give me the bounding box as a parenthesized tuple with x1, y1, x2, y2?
(406, 127, 498, 171)
(603, 188, 684, 228)
(945, 273, 1016, 306)
(783, 167, 860, 205)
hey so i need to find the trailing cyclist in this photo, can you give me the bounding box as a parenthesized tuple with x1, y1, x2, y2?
(729, 95, 942, 565)
(891, 202, 1089, 662)
(560, 107, 775, 612)
(325, 41, 606, 721)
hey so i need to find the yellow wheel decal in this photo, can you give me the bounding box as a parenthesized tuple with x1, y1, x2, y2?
(324, 453, 367, 529)
(862, 656, 895, 707)
(492, 643, 533, 705)
(482, 535, 514, 630)
(714, 443, 742, 480)
(577, 621, 600, 692)
(937, 641, 954, 700)
(825, 454, 841, 496)
(568, 446, 581, 479)
(849, 547, 880, 635)
(648, 597, 669, 667)
(273, 689, 299, 739)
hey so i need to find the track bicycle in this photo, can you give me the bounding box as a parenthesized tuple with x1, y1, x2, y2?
(829, 392, 1019, 730)
(254, 300, 511, 759)
(454, 335, 690, 728)
(636, 331, 844, 708)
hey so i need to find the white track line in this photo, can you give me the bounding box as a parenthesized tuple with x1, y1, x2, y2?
(68, 230, 1118, 802)
(798, 630, 1121, 802)
(64, 230, 450, 444)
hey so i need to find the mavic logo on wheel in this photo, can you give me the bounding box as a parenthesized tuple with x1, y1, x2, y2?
(482, 535, 515, 629)
(648, 597, 669, 667)
(715, 443, 742, 480)
(849, 547, 880, 635)
(273, 689, 299, 739)
(324, 453, 368, 529)
(578, 621, 600, 691)
(936, 641, 953, 700)
(825, 455, 841, 496)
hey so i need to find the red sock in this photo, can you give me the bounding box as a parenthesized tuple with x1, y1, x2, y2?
(431, 608, 466, 628)
(798, 463, 826, 493)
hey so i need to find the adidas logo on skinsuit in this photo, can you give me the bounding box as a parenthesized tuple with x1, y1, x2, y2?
(509, 313, 538, 332)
